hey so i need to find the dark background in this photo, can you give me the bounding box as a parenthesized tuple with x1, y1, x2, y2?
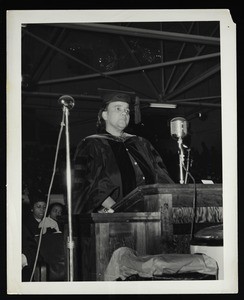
(21, 19, 222, 194)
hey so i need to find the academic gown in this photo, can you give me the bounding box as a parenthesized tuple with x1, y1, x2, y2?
(72, 133, 174, 214)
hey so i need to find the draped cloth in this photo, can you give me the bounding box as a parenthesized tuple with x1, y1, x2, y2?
(104, 247, 218, 281)
(72, 133, 174, 214)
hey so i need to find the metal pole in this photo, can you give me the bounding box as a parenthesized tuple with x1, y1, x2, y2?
(64, 106, 74, 281)
(178, 137, 185, 184)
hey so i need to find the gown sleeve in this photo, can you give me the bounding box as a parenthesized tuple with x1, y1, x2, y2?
(72, 137, 120, 214)
(142, 138, 174, 184)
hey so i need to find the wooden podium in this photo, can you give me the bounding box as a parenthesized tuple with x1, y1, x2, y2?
(72, 183, 222, 281)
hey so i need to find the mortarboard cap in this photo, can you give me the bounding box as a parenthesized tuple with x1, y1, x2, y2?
(98, 88, 136, 105)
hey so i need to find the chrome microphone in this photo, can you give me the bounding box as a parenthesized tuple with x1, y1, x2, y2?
(170, 117, 188, 139)
(170, 117, 188, 184)
(58, 95, 75, 110)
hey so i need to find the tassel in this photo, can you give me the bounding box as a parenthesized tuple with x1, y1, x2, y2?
(134, 96, 141, 124)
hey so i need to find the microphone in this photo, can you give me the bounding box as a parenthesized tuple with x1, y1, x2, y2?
(58, 95, 75, 110)
(170, 117, 188, 139)
(170, 117, 188, 184)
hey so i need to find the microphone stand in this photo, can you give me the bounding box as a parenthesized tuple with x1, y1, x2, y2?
(184, 148, 191, 184)
(63, 105, 74, 281)
(177, 137, 185, 184)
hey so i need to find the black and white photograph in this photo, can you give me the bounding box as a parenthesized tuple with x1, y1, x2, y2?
(6, 9, 238, 294)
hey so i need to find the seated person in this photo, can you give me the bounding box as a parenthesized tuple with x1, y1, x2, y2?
(48, 202, 66, 232)
(23, 190, 60, 236)
(22, 223, 39, 281)
(22, 190, 65, 281)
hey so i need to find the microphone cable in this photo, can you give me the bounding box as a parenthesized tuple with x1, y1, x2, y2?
(29, 110, 65, 282)
(181, 154, 197, 240)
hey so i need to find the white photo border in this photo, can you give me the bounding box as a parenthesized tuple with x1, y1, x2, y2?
(6, 9, 238, 294)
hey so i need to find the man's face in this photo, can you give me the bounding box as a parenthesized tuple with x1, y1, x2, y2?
(102, 101, 130, 133)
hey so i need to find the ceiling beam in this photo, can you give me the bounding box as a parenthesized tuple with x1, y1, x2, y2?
(48, 23, 220, 46)
(171, 95, 220, 103)
(36, 52, 220, 86)
(120, 36, 160, 98)
(22, 28, 153, 98)
(165, 22, 195, 93)
(159, 22, 166, 96)
(162, 64, 220, 101)
(22, 91, 102, 101)
(167, 24, 220, 94)
(170, 101, 220, 107)
(31, 28, 67, 82)
(22, 91, 221, 108)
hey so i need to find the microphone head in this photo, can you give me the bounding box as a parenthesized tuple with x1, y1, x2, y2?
(58, 95, 75, 110)
(170, 117, 188, 139)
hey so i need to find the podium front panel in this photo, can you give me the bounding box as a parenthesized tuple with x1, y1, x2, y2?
(76, 212, 164, 281)
(72, 184, 222, 281)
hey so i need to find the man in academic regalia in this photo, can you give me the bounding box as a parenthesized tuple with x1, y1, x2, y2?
(72, 90, 174, 214)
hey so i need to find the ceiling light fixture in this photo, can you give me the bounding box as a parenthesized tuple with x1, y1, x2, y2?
(149, 103, 177, 109)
